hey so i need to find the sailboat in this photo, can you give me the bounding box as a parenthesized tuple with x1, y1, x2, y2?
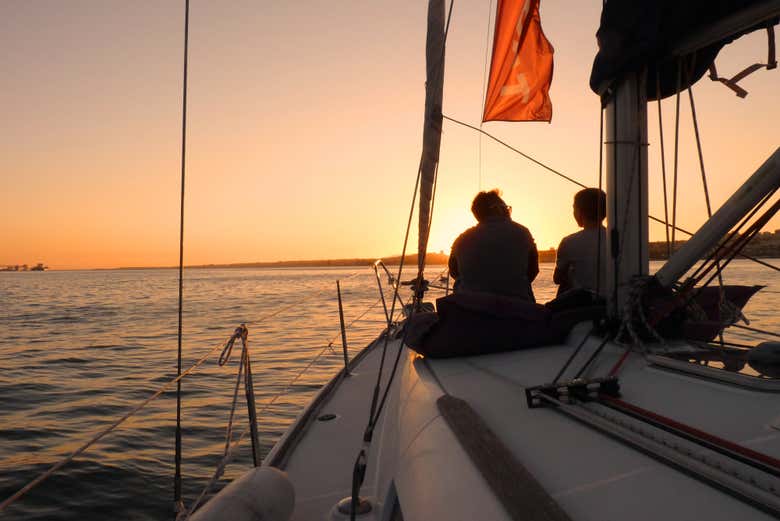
(179, 1, 780, 519)
(184, 1, 780, 520)
(3, 1, 776, 520)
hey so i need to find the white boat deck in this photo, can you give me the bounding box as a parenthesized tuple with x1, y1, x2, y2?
(270, 325, 780, 520)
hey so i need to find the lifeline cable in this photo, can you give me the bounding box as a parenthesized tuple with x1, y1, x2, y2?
(180, 296, 385, 520)
(0, 335, 228, 514)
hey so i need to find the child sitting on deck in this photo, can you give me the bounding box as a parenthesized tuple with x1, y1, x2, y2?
(554, 188, 607, 297)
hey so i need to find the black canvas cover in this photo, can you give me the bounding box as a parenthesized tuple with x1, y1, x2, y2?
(590, 0, 777, 100)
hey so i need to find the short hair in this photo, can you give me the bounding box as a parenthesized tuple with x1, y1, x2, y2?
(471, 189, 508, 221)
(574, 188, 607, 222)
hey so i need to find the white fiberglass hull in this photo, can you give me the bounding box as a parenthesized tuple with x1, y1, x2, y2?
(254, 324, 779, 520)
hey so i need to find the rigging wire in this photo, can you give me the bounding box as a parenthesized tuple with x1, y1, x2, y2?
(174, 0, 190, 510)
(671, 58, 683, 250)
(732, 323, 780, 340)
(443, 113, 780, 276)
(596, 105, 605, 296)
(443, 114, 587, 188)
(451, 97, 780, 280)
(0, 337, 226, 514)
(180, 297, 385, 520)
(686, 75, 727, 347)
(1, 277, 374, 515)
(478, 0, 495, 190)
(689, 188, 776, 284)
(610, 90, 620, 308)
(656, 71, 672, 257)
(348, 4, 456, 519)
(244, 271, 363, 329)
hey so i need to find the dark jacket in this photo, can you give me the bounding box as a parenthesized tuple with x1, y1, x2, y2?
(448, 216, 539, 301)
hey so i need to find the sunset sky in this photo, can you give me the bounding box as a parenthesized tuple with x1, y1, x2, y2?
(2, 1, 778, 269)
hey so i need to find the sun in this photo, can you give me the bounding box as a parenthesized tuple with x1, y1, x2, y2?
(427, 207, 478, 255)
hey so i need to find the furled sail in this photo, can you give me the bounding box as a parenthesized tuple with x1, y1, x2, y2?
(483, 0, 554, 122)
(417, 0, 445, 283)
(590, 0, 779, 100)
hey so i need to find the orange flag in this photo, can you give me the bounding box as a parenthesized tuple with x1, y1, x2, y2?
(482, 0, 554, 122)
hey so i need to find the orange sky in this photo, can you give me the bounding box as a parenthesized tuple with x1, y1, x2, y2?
(1, 1, 778, 269)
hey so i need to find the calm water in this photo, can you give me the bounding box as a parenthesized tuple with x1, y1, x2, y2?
(1, 261, 779, 519)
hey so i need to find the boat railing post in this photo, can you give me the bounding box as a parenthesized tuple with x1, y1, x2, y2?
(373, 262, 391, 327)
(336, 280, 351, 375)
(241, 326, 261, 467)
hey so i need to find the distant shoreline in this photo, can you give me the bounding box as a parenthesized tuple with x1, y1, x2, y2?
(10, 234, 780, 270)
(117, 253, 454, 270)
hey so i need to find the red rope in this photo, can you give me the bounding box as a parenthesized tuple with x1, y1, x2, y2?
(608, 349, 631, 376)
(600, 395, 780, 471)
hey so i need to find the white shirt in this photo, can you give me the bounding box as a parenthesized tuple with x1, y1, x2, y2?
(555, 226, 607, 296)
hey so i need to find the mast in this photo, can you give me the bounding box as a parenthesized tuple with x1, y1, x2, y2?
(604, 70, 649, 317)
(416, 0, 446, 291)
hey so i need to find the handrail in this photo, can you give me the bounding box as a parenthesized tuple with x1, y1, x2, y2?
(373, 260, 406, 323)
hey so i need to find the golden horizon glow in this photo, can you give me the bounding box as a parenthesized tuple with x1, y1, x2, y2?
(2, 2, 778, 269)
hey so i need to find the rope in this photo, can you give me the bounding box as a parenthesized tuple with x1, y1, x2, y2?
(478, 0, 494, 190)
(656, 72, 671, 258)
(442, 114, 588, 188)
(671, 58, 682, 249)
(174, 0, 190, 509)
(0, 335, 229, 514)
(731, 323, 780, 340)
(442, 113, 780, 276)
(596, 106, 605, 296)
(1, 290, 383, 516)
(686, 75, 727, 347)
(651, 212, 780, 274)
(180, 330, 250, 519)
(244, 270, 363, 329)
(368, 164, 419, 422)
(552, 326, 596, 383)
(180, 298, 384, 520)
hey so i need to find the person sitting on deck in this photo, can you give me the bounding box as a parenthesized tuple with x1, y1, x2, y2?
(554, 188, 608, 297)
(448, 190, 539, 302)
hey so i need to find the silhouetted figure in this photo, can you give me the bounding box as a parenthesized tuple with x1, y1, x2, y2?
(448, 190, 539, 301)
(554, 188, 607, 297)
